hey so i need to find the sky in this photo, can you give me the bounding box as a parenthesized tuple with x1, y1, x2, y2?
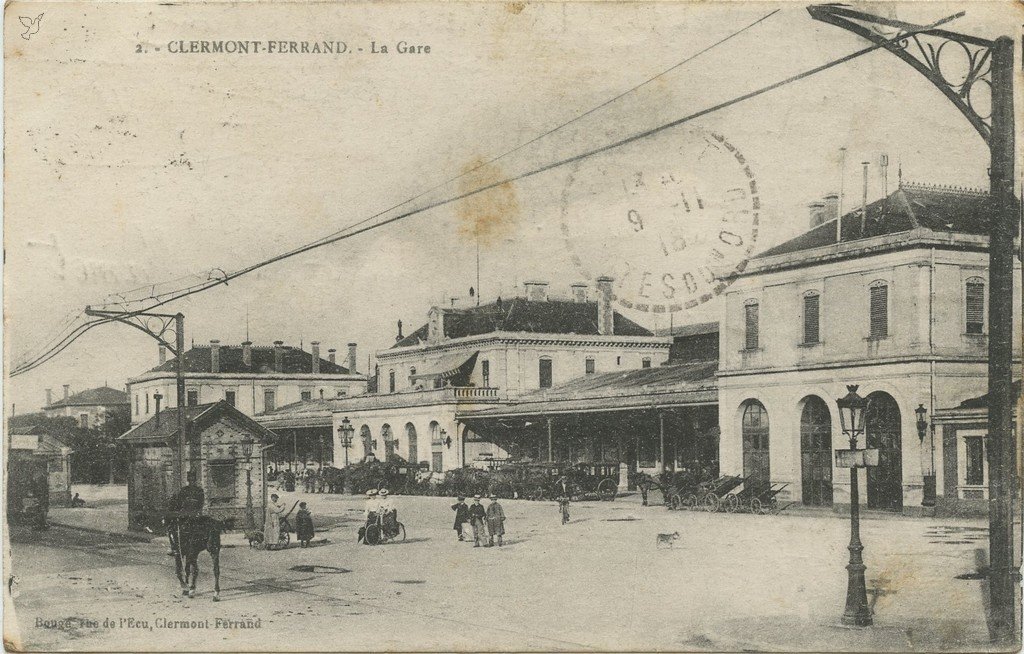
(3, 1, 1013, 414)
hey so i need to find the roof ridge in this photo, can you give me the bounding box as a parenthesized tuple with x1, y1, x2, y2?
(901, 181, 988, 196)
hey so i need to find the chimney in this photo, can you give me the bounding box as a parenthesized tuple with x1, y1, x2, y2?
(154, 392, 162, 427)
(45, 388, 52, 407)
(396, 320, 404, 343)
(210, 340, 221, 373)
(823, 193, 839, 225)
(808, 201, 826, 228)
(596, 276, 614, 335)
(63, 384, 70, 401)
(524, 280, 548, 302)
(273, 341, 284, 372)
(159, 345, 167, 365)
(328, 348, 336, 364)
(347, 343, 358, 374)
(242, 341, 252, 367)
(571, 283, 588, 303)
(427, 307, 444, 345)
(311, 341, 320, 374)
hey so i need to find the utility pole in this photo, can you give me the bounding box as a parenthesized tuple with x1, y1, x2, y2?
(85, 307, 189, 492)
(809, 6, 1019, 643)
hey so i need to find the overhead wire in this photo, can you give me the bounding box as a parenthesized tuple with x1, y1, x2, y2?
(9, 11, 962, 377)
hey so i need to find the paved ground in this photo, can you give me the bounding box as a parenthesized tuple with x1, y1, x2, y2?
(3, 485, 1000, 652)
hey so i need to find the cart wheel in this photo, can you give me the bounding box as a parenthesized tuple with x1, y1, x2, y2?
(396, 523, 406, 542)
(750, 498, 763, 514)
(364, 524, 382, 545)
(724, 493, 739, 513)
(668, 494, 681, 510)
(764, 500, 776, 515)
(281, 531, 291, 547)
(597, 478, 617, 502)
(532, 489, 547, 502)
(704, 495, 720, 512)
(684, 494, 698, 510)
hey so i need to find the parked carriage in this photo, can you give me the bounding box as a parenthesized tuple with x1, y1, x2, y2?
(489, 461, 618, 501)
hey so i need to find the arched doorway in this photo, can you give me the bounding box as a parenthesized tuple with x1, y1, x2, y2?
(429, 421, 443, 472)
(800, 396, 833, 506)
(741, 401, 770, 491)
(405, 423, 418, 465)
(359, 425, 373, 460)
(865, 391, 903, 511)
(381, 424, 395, 460)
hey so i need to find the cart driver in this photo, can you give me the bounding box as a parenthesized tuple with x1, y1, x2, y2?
(363, 489, 379, 526)
(378, 489, 398, 538)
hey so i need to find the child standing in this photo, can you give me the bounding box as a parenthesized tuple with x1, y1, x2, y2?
(296, 501, 315, 548)
(451, 496, 470, 541)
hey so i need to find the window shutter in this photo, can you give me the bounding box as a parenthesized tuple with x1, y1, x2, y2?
(744, 303, 759, 350)
(966, 281, 984, 334)
(803, 294, 820, 344)
(869, 285, 888, 338)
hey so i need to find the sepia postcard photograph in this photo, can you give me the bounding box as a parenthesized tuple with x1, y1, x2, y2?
(2, 0, 1023, 651)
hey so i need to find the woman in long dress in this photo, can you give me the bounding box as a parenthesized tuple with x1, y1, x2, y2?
(264, 493, 286, 550)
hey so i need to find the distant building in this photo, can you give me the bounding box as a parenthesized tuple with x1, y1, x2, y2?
(43, 385, 129, 429)
(127, 340, 368, 426)
(257, 278, 674, 473)
(717, 182, 1023, 514)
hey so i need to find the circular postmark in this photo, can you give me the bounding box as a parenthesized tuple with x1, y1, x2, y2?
(559, 126, 759, 315)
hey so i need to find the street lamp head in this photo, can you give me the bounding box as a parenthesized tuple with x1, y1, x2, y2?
(915, 404, 928, 442)
(837, 384, 868, 437)
(339, 416, 354, 438)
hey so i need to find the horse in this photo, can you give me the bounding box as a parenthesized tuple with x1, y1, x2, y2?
(167, 516, 223, 600)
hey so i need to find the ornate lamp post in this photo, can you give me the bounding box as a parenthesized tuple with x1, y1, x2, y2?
(241, 437, 255, 531)
(836, 385, 871, 627)
(916, 404, 936, 507)
(338, 417, 355, 495)
(338, 417, 354, 467)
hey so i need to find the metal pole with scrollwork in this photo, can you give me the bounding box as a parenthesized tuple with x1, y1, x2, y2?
(85, 307, 190, 495)
(808, 6, 1018, 642)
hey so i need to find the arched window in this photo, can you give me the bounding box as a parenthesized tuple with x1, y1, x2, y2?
(642, 357, 652, 369)
(585, 357, 596, 375)
(799, 396, 832, 506)
(865, 391, 903, 511)
(802, 291, 820, 344)
(405, 423, 418, 465)
(359, 424, 373, 459)
(744, 299, 760, 350)
(741, 400, 770, 490)
(869, 281, 888, 339)
(381, 424, 395, 460)
(429, 421, 443, 472)
(965, 277, 984, 335)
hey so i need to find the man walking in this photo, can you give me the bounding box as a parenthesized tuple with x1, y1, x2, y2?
(468, 495, 487, 547)
(485, 494, 505, 547)
(451, 496, 470, 541)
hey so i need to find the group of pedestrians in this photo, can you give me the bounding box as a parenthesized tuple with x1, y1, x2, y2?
(451, 494, 505, 547)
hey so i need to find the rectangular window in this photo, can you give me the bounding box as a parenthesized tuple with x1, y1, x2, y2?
(803, 294, 820, 344)
(431, 452, 443, 473)
(300, 390, 312, 401)
(145, 393, 150, 414)
(208, 461, 236, 500)
(186, 390, 199, 406)
(966, 280, 984, 334)
(585, 358, 595, 375)
(224, 390, 236, 407)
(642, 358, 652, 369)
(869, 284, 888, 339)
(539, 358, 553, 389)
(263, 389, 276, 412)
(134, 394, 139, 415)
(744, 303, 759, 350)
(389, 371, 396, 394)
(79, 413, 89, 429)
(965, 436, 984, 485)
(481, 360, 490, 387)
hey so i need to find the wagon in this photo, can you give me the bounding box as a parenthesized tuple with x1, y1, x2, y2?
(678, 475, 746, 512)
(493, 461, 618, 501)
